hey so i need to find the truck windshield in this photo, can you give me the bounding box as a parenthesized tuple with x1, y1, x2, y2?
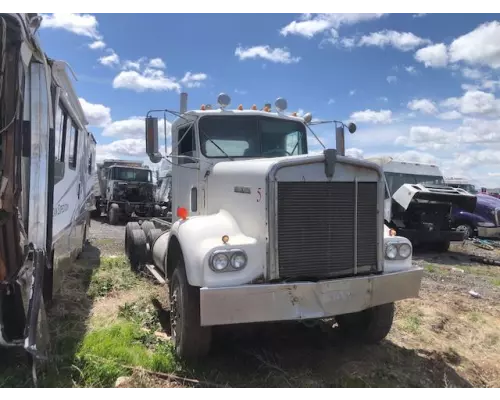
(385, 172, 444, 195)
(198, 115, 307, 158)
(112, 167, 152, 182)
(447, 183, 478, 194)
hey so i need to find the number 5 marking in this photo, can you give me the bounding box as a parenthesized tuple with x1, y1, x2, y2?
(257, 188, 262, 202)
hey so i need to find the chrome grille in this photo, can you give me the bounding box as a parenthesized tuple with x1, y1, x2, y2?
(276, 181, 378, 279)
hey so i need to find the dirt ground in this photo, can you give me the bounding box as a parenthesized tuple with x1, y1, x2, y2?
(1, 218, 499, 388)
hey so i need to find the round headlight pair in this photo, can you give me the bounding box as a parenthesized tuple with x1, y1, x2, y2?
(210, 250, 247, 272)
(385, 243, 412, 260)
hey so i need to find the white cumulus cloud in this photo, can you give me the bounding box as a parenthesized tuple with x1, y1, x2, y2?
(40, 13, 100, 39)
(407, 98, 438, 115)
(113, 68, 181, 92)
(415, 43, 449, 68)
(78, 98, 111, 127)
(350, 109, 393, 124)
(88, 40, 105, 50)
(180, 72, 208, 88)
(356, 30, 431, 52)
(235, 45, 300, 64)
(99, 50, 120, 67)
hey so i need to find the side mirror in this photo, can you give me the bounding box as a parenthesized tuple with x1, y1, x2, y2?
(347, 122, 357, 134)
(145, 116, 162, 163)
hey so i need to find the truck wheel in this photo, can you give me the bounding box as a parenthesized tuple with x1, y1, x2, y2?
(125, 222, 141, 257)
(147, 228, 162, 247)
(108, 204, 119, 225)
(141, 220, 155, 238)
(456, 223, 474, 240)
(335, 302, 395, 344)
(170, 258, 211, 360)
(434, 240, 451, 252)
(129, 229, 147, 272)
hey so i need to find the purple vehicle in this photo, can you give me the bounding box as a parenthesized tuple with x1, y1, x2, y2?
(445, 178, 500, 239)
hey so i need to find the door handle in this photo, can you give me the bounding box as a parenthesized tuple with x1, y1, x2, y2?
(77, 183, 81, 199)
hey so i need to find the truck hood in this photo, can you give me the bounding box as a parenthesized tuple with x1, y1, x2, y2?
(392, 183, 477, 212)
(477, 193, 500, 208)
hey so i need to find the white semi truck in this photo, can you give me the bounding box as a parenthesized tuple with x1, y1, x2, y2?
(126, 93, 424, 360)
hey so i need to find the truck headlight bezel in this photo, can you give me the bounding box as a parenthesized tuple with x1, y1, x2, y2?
(385, 242, 412, 260)
(209, 249, 248, 272)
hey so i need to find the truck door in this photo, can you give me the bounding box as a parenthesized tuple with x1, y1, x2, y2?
(172, 124, 201, 221)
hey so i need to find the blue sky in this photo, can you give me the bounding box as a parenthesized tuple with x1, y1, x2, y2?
(38, 13, 500, 187)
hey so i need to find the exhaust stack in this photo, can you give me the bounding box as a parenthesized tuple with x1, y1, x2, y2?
(180, 92, 188, 114)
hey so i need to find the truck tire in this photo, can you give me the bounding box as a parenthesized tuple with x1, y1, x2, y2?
(129, 229, 147, 272)
(170, 257, 211, 360)
(125, 222, 142, 257)
(335, 302, 395, 344)
(434, 240, 451, 252)
(108, 204, 119, 225)
(141, 220, 155, 238)
(147, 228, 162, 247)
(456, 223, 474, 240)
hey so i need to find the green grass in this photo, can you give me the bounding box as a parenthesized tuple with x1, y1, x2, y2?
(74, 321, 179, 387)
(88, 256, 137, 298)
(401, 314, 422, 334)
(490, 278, 500, 287)
(424, 264, 447, 276)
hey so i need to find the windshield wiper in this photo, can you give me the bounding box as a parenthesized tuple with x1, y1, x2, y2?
(200, 129, 234, 161)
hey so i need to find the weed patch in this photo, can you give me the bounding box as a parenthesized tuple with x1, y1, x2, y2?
(74, 321, 179, 387)
(88, 256, 137, 298)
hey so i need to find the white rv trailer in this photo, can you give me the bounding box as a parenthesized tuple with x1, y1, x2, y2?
(0, 13, 96, 363)
(126, 93, 424, 361)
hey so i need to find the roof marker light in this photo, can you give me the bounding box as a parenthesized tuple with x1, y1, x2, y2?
(200, 104, 206, 110)
(251, 104, 257, 110)
(238, 104, 243, 110)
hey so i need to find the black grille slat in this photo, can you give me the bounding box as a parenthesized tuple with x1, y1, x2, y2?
(277, 181, 378, 279)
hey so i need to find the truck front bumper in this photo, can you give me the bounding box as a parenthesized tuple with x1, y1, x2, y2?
(199, 268, 423, 326)
(478, 226, 500, 238)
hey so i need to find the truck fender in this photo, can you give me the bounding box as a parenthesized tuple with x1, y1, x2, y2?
(452, 210, 488, 227)
(164, 209, 260, 288)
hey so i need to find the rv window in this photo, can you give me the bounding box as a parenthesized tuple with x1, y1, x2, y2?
(88, 153, 93, 174)
(55, 102, 67, 162)
(68, 123, 78, 169)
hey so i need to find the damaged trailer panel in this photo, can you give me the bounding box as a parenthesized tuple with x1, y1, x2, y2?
(392, 184, 477, 213)
(0, 13, 96, 373)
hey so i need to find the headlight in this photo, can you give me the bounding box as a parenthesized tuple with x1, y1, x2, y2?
(398, 243, 412, 259)
(210, 249, 247, 272)
(385, 244, 398, 259)
(211, 253, 229, 271)
(230, 251, 247, 269)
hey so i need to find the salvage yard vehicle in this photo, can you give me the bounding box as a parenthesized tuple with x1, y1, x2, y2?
(369, 158, 477, 251)
(0, 13, 96, 368)
(444, 177, 500, 239)
(94, 159, 160, 224)
(126, 92, 424, 360)
(155, 164, 172, 217)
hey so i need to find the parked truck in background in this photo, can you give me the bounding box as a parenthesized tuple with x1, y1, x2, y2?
(93, 159, 159, 224)
(444, 177, 500, 239)
(369, 157, 477, 251)
(125, 92, 424, 361)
